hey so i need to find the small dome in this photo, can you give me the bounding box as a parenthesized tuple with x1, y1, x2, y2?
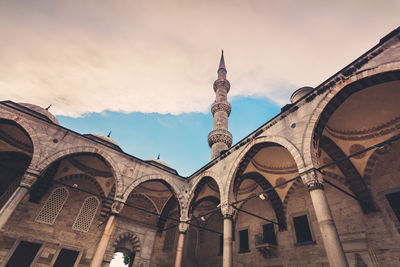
(84, 134, 122, 152)
(145, 159, 178, 175)
(290, 87, 314, 103)
(146, 159, 170, 167)
(18, 103, 59, 124)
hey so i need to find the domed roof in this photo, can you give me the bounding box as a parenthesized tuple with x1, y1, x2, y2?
(145, 158, 178, 175)
(290, 86, 314, 103)
(148, 159, 170, 167)
(18, 103, 59, 124)
(83, 133, 122, 152)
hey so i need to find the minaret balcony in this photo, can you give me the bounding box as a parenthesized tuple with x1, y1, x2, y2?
(211, 101, 231, 116)
(213, 79, 231, 92)
(208, 129, 232, 148)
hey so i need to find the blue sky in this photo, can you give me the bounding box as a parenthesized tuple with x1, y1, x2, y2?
(57, 96, 281, 177)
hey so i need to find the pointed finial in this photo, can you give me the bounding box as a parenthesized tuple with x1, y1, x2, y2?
(45, 104, 52, 110)
(218, 49, 226, 72)
(157, 154, 160, 160)
(107, 131, 111, 138)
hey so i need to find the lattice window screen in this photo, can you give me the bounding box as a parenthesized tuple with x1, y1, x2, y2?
(72, 196, 99, 232)
(36, 187, 69, 225)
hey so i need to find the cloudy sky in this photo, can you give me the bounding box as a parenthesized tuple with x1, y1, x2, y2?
(0, 0, 399, 177)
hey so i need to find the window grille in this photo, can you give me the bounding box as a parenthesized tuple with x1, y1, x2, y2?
(72, 196, 99, 232)
(36, 187, 69, 225)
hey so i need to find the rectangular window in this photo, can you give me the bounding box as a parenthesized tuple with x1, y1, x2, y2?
(386, 192, 400, 221)
(293, 215, 313, 244)
(53, 248, 80, 267)
(6, 241, 41, 267)
(262, 223, 277, 245)
(239, 229, 250, 253)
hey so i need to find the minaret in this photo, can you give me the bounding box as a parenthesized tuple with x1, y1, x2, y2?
(208, 50, 233, 160)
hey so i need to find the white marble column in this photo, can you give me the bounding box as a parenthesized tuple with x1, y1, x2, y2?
(91, 202, 123, 267)
(174, 222, 189, 267)
(0, 167, 40, 230)
(221, 202, 234, 267)
(302, 171, 349, 267)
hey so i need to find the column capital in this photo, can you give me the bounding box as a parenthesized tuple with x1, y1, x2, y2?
(20, 167, 41, 188)
(220, 201, 234, 218)
(111, 201, 124, 215)
(301, 169, 324, 192)
(178, 221, 189, 233)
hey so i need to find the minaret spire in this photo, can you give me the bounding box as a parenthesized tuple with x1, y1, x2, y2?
(218, 50, 226, 72)
(208, 51, 232, 160)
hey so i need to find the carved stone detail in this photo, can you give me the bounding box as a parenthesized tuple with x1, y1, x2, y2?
(211, 101, 231, 116)
(178, 221, 189, 233)
(220, 201, 234, 218)
(208, 129, 232, 148)
(213, 79, 231, 92)
(301, 170, 324, 192)
(111, 201, 124, 214)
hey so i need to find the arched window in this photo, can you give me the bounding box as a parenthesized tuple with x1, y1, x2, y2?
(72, 196, 100, 232)
(36, 187, 69, 225)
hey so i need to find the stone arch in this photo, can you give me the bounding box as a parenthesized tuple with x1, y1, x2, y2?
(123, 174, 184, 216)
(302, 68, 400, 171)
(187, 173, 222, 217)
(112, 231, 141, 264)
(225, 135, 305, 203)
(36, 147, 122, 196)
(0, 113, 41, 168)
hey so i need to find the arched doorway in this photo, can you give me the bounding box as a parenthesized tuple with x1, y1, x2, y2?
(110, 232, 140, 267)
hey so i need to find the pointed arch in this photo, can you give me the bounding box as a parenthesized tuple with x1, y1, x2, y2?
(226, 136, 304, 205)
(123, 174, 184, 214)
(112, 232, 141, 256)
(0, 114, 41, 168)
(187, 174, 222, 218)
(303, 68, 400, 172)
(31, 151, 119, 204)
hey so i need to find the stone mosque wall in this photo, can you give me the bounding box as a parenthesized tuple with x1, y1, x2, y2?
(0, 27, 399, 267)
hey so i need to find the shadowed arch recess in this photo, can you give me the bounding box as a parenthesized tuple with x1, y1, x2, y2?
(235, 172, 286, 230)
(188, 176, 221, 218)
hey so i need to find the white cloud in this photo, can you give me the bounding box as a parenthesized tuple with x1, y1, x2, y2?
(0, 0, 398, 117)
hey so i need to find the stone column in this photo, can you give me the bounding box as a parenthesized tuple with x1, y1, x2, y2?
(0, 167, 40, 230)
(174, 222, 189, 267)
(302, 171, 349, 267)
(221, 202, 234, 267)
(91, 202, 123, 267)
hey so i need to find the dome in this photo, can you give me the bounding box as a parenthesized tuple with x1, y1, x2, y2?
(18, 103, 59, 124)
(145, 159, 178, 175)
(290, 86, 314, 103)
(147, 159, 170, 167)
(83, 133, 122, 152)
